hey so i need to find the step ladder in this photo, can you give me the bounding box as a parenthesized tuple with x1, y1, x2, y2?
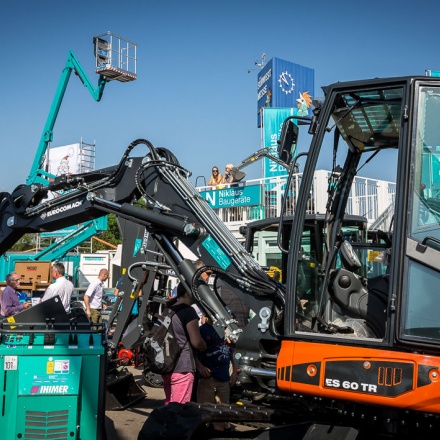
(78, 139, 96, 174)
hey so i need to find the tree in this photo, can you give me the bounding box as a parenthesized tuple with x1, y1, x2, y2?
(9, 234, 37, 252)
(92, 214, 122, 252)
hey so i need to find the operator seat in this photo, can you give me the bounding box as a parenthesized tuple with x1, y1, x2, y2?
(329, 240, 388, 338)
(330, 269, 387, 338)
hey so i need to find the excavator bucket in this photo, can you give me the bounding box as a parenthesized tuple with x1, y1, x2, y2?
(230, 167, 247, 181)
(106, 367, 146, 411)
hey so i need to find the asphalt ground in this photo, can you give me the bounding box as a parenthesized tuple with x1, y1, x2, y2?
(104, 366, 253, 440)
(105, 365, 165, 440)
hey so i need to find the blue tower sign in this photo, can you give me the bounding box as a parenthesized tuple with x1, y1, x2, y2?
(257, 57, 314, 127)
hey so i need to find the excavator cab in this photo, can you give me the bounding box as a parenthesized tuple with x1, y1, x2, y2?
(282, 81, 403, 340)
(276, 77, 440, 434)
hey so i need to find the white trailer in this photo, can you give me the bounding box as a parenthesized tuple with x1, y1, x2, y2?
(78, 252, 113, 288)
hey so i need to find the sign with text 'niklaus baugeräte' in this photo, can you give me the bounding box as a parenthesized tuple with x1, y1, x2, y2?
(200, 185, 261, 209)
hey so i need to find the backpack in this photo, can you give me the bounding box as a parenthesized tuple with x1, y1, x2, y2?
(143, 307, 182, 375)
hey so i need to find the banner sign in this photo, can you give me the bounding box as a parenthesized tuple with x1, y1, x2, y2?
(200, 185, 261, 209)
(44, 143, 82, 176)
(262, 108, 296, 179)
(257, 57, 314, 127)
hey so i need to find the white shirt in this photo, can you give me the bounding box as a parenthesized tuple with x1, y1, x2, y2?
(85, 278, 105, 309)
(42, 276, 74, 312)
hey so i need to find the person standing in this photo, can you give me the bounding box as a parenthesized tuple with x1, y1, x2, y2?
(41, 262, 74, 313)
(221, 163, 235, 184)
(196, 320, 237, 431)
(0, 273, 31, 318)
(84, 268, 109, 324)
(208, 166, 223, 187)
(193, 258, 237, 430)
(163, 282, 207, 405)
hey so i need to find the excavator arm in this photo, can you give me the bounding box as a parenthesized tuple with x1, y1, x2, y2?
(1, 139, 284, 370)
(230, 118, 302, 180)
(231, 146, 293, 181)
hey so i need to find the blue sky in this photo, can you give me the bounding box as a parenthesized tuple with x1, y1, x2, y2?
(1, 0, 439, 193)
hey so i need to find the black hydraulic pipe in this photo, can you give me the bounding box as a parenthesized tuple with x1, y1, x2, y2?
(242, 366, 276, 378)
(178, 259, 242, 342)
(91, 196, 201, 236)
(158, 234, 185, 264)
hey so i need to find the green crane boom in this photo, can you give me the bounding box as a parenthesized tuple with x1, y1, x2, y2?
(26, 50, 108, 186)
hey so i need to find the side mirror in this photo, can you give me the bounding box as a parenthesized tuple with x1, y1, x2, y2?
(277, 119, 298, 166)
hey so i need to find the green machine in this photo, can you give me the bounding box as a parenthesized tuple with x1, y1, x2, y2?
(0, 298, 107, 439)
(0, 32, 138, 286)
